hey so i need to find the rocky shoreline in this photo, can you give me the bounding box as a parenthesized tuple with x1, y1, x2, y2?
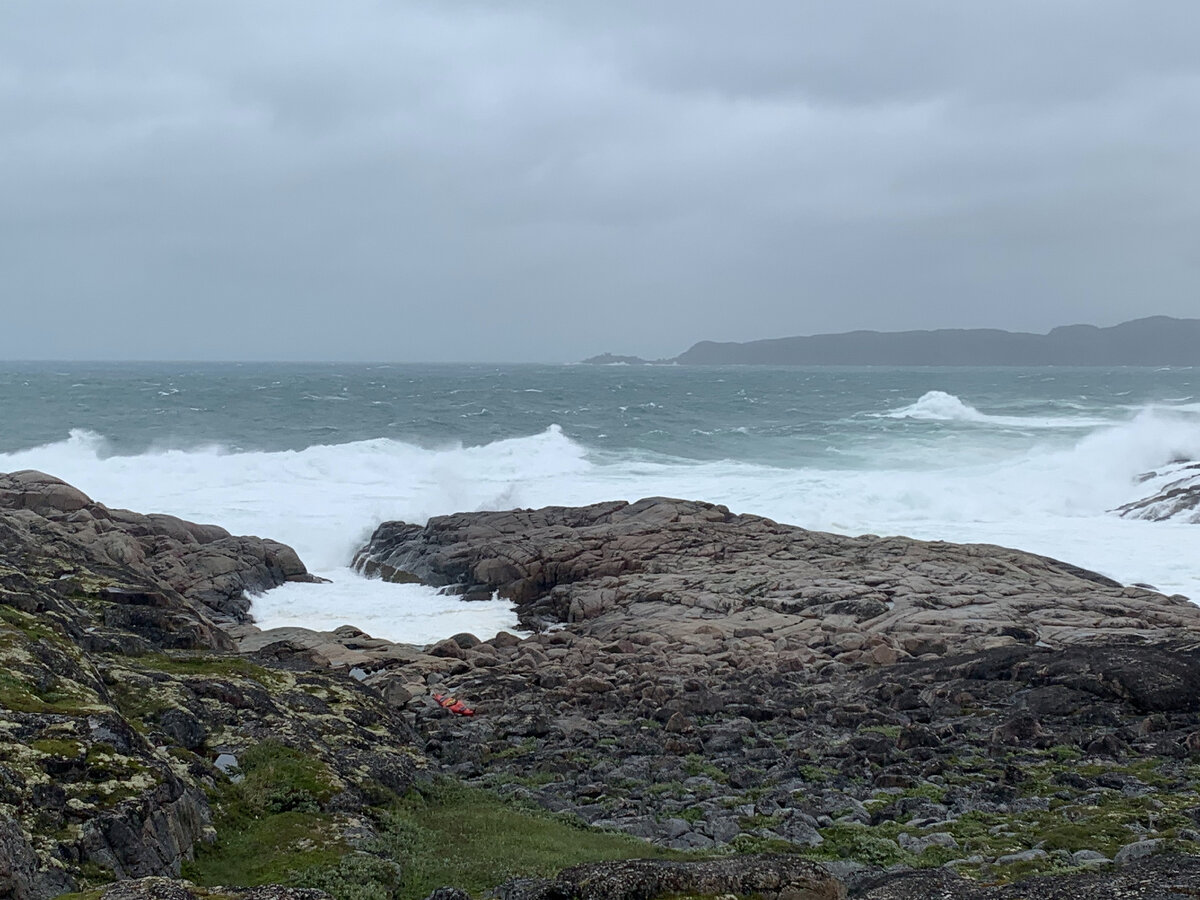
(3, 472, 1200, 899)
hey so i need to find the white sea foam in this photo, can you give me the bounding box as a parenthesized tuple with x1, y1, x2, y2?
(881, 390, 1110, 429)
(884, 390, 990, 422)
(251, 569, 520, 645)
(3, 409, 1199, 642)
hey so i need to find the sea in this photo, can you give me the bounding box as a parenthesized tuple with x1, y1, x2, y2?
(1, 362, 1197, 645)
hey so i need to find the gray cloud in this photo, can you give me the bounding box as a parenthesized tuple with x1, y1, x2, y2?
(1, 1, 1197, 361)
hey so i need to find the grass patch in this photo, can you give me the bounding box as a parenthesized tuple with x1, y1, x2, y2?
(133, 653, 277, 682)
(185, 742, 346, 887)
(188, 768, 687, 900)
(380, 780, 682, 899)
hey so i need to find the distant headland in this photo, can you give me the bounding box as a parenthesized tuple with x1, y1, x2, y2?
(583, 316, 1200, 366)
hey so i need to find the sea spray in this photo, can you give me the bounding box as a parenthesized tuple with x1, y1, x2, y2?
(1, 363, 1197, 636)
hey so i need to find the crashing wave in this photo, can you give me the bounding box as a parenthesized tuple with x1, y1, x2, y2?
(1115, 460, 1200, 523)
(884, 391, 990, 422)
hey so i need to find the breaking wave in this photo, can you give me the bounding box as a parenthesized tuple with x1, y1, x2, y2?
(881, 390, 1109, 429)
(4, 405, 1200, 626)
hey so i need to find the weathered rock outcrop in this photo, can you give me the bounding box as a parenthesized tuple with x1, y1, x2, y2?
(99, 877, 332, 900)
(345, 498, 1200, 884)
(0, 470, 319, 627)
(0, 471, 419, 900)
(354, 497, 1200, 657)
(7, 475, 1200, 899)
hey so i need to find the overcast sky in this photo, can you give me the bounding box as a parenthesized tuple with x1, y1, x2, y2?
(2, 1, 1197, 362)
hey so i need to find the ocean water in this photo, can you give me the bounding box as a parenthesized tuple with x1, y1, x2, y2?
(1, 362, 1197, 644)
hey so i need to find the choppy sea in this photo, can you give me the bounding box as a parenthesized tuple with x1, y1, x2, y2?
(1, 362, 1197, 644)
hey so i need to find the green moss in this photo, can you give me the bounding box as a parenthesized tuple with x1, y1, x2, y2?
(861, 725, 902, 739)
(186, 809, 347, 887)
(484, 770, 557, 789)
(0, 605, 69, 643)
(796, 764, 833, 783)
(0, 670, 102, 715)
(30, 738, 84, 758)
(107, 680, 173, 727)
(235, 741, 341, 812)
(683, 754, 729, 784)
(54, 890, 105, 900)
(1047, 744, 1082, 762)
(134, 653, 278, 682)
(647, 780, 689, 798)
(899, 783, 947, 803)
(488, 737, 537, 761)
(728, 834, 802, 855)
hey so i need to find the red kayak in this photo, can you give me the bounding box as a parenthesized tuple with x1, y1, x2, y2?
(432, 692, 475, 716)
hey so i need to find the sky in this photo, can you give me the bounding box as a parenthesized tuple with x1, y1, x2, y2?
(1, 1, 1198, 362)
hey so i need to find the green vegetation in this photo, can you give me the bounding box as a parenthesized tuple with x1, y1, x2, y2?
(133, 653, 278, 682)
(794, 751, 1200, 883)
(187, 753, 683, 900)
(377, 780, 681, 899)
(860, 725, 902, 739)
(30, 738, 84, 758)
(682, 754, 729, 784)
(185, 742, 346, 887)
(108, 679, 173, 726)
(0, 669, 101, 715)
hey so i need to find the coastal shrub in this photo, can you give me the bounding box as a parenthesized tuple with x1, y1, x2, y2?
(807, 824, 907, 867)
(294, 852, 403, 900)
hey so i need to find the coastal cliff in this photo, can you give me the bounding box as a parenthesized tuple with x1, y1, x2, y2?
(4, 474, 1200, 899)
(584, 316, 1200, 366)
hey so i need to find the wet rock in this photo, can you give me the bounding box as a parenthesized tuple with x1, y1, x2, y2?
(1116, 461, 1200, 523)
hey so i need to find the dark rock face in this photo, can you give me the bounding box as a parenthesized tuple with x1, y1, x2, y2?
(0, 471, 419, 900)
(674, 316, 1200, 366)
(1117, 462, 1200, 524)
(0, 469, 319, 631)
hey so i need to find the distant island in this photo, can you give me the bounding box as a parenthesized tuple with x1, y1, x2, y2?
(584, 316, 1200, 366)
(578, 353, 666, 366)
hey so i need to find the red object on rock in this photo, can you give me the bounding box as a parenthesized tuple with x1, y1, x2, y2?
(432, 692, 475, 716)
